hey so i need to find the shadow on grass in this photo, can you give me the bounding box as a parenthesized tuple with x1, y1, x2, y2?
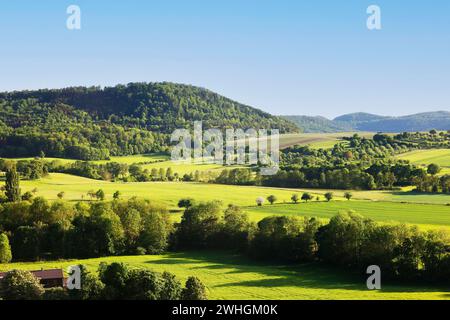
(145, 251, 450, 294)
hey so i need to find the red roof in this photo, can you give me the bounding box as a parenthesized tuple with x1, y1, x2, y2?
(0, 269, 64, 280)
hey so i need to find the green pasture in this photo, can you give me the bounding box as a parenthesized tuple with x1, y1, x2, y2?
(279, 132, 374, 149)
(396, 149, 450, 169)
(244, 201, 450, 232)
(16, 173, 450, 231)
(0, 251, 448, 300)
(20, 173, 323, 208)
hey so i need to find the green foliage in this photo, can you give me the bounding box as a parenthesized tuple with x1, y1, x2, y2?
(97, 262, 192, 300)
(182, 276, 207, 300)
(0, 83, 296, 160)
(178, 198, 195, 208)
(0, 269, 44, 300)
(427, 163, 441, 175)
(5, 165, 21, 202)
(267, 195, 277, 205)
(0, 233, 12, 263)
(301, 192, 312, 202)
(176, 201, 222, 249)
(324, 192, 334, 202)
(160, 271, 182, 300)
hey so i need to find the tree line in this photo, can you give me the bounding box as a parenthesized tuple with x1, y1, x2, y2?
(0, 263, 207, 301)
(173, 200, 450, 284)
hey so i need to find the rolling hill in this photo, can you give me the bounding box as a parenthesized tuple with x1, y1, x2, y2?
(284, 111, 450, 133)
(0, 82, 297, 159)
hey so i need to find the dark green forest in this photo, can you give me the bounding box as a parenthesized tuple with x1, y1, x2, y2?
(0, 83, 297, 160)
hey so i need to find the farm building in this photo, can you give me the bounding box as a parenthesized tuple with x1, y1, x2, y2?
(0, 269, 65, 288)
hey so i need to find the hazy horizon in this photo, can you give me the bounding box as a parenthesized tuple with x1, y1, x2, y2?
(1, 0, 449, 118)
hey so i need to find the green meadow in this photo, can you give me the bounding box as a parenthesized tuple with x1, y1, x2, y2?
(396, 149, 450, 176)
(0, 251, 448, 300)
(278, 132, 374, 149)
(15, 173, 450, 231)
(244, 201, 450, 231)
(20, 173, 450, 205)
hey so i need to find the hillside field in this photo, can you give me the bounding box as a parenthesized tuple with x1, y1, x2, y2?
(0, 251, 448, 300)
(396, 149, 450, 174)
(244, 202, 450, 231)
(13, 173, 450, 231)
(278, 132, 374, 149)
(19, 173, 450, 205)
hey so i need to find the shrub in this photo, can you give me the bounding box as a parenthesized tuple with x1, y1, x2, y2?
(0, 270, 44, 300)
(0, 233, 12, 263)
(267, 195, 277, 205)
(182, 276, 207, 300)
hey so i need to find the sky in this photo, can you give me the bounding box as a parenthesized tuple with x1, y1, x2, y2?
(0, 0, 449, 119)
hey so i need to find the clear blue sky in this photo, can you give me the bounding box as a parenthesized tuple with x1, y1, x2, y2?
(0, 0, 449, 118)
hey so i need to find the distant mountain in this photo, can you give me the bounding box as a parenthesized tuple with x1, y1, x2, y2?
(333, 112, 389, 123)
(280, 115, 353, 133)
(284, 111, 450, 133)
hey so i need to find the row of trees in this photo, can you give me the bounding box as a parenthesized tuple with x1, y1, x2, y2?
(0, 197, 173, 261)
(173, 202, 450, 284)
(0, 263, 207, 300)
(413, 174, 450, 194)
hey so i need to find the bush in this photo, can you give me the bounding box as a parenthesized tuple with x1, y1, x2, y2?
(160, 272, 182, 300)
(0, 270, 44, 300)
(124, 269, 163, 300)
(0, 233, 12, 263)
(43, 287, 68, 300)
(267, 195, 277, 205)
(182, 276, 207, 300)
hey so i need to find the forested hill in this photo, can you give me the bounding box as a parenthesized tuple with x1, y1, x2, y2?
(0, 82, 297, 160)
(283, 111, 450, 133)
(0, 82, 297, 133)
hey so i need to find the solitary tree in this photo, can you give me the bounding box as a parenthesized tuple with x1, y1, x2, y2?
(291, 194, 299, 204)
(344, 192, 353, 201)
(427, 163, 441, 176)
(182, 276, 207, 300)
(324, 192, 334, 202)
(178, 198, 195, 208)
(95, 189, 105, 201)
(267, 195, 277, 205)
(113, 191, 121, 200)
(57, 191, 65, 200)
(0, 233, 12, 263)
(256, 197, 264, 206)
(301, 192, 313, 202)
(5, 165, 21, 202)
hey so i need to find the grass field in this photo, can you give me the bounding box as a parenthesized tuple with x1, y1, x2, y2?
(278, 132, 374, 149)
(16, 173, 450, 231)
(20, 173, 450, 205)
(397, 149, 450, 176)
(92, 153, 170, 165)
(244, 202, 450, 231)
(20, 173, 325, 208)
(0, 251, 448, 300)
